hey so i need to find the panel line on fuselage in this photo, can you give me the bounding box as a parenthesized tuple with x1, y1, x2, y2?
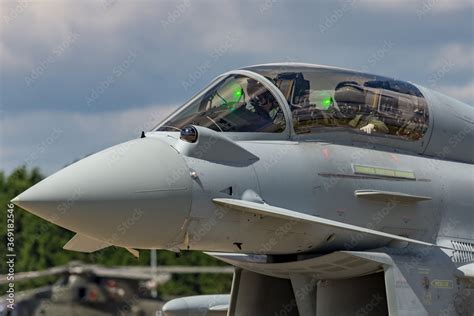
(317, 173, 427, 182)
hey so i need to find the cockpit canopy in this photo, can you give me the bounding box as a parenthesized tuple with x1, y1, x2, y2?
(156, 64, 429, 142)
(247, 65, 429, 141)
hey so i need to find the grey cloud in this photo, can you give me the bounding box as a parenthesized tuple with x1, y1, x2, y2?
(357, 0, 473, 12)
(430, 43, 474, 71)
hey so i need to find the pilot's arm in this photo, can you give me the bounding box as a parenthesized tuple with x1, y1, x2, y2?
(360, 118, 389, 134)
(350, 114, 389, 134)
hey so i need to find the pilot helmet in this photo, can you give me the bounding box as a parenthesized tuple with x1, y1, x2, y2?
(334, 81, 367, 116)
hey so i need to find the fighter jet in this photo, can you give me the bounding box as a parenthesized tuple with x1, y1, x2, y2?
(12, 63, 473, 315)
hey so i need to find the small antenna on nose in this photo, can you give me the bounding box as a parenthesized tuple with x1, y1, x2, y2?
(140, 131, 146, 138)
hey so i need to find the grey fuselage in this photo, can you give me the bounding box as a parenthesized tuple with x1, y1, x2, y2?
(172, 136, 473, 255)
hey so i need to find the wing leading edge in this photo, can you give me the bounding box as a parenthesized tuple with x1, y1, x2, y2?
(212, 198, 447, 249)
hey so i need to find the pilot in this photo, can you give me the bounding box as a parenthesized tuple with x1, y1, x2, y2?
(258, 91, 280, 119)
(246, 79, 279, 122)
(334, 82, 389, 134)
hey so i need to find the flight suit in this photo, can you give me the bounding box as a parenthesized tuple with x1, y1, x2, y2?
(348, 114, 389, 134)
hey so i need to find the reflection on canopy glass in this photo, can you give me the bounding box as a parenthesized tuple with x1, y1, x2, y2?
(157, 74, 286, 133)
(248, 66, 429, 140)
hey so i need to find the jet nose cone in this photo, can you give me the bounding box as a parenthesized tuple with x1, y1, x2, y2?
(14, 138, 192, 249)
(10, 195, 20, 204)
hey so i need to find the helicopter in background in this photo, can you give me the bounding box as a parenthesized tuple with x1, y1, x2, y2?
(0, 261, 233, 316)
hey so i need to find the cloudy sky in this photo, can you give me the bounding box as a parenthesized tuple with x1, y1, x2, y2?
(1, 0, 473, 175)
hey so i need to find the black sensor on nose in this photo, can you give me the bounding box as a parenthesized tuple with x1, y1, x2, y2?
(180, 126, 198, 143)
